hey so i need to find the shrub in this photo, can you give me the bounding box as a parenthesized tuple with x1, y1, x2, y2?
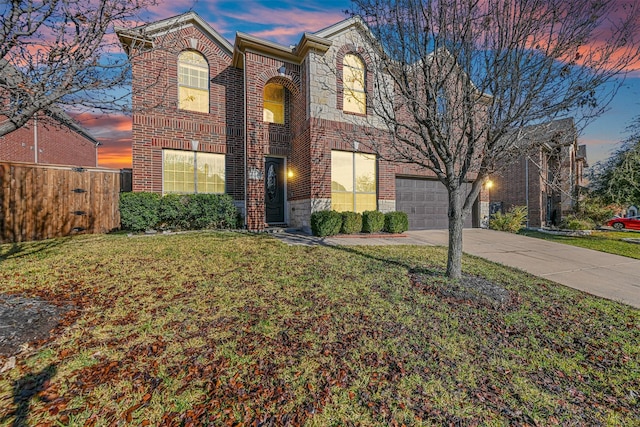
(576, 195, 622, 226)
(341, 212, 363, 234)
(119, 192, 161, 232)
(311, 210, 342, 237)
(560, 215, 595, 230)
(489, 205, 527, 233)
(362, 210, 385, 233)
(121, 192, 239, 232)
(235, 211, 245, 229)
(384, 211, 409, 233)
(186, 194, 238, 229)
(158, 194, 190, 230)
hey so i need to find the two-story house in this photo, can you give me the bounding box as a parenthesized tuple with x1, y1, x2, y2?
(489, 118, 588, 228)
(117, 12, 485, 232)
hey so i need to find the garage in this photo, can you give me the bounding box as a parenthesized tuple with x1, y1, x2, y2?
(395, 178, 476, 230)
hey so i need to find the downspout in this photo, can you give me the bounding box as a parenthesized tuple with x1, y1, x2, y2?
(243, 50, 248, 229)
(525, 157, 529, 228)
(33, 114, 38, 164)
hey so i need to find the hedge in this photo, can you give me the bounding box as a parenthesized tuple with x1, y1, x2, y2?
(119, 192, 161, 232)
(120, 192, 239, 232)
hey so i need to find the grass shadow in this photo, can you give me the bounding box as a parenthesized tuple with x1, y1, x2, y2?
(0, 364, 57, 427)
(0, 237, 70, 264)
(325, 243, 439, 275)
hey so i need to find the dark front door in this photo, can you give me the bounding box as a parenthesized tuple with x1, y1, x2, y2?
(265, 157, 285, 224)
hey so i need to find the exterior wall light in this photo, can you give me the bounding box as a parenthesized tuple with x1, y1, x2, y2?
(287, 168, 294, 179)
(278, 65, 286, 76)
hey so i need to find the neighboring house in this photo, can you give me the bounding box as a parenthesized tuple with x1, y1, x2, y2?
(0, 60, 100, 168)
(117, 12, 486, 232)
(0, 110, 99, 167)
(489, 118, 587, 228)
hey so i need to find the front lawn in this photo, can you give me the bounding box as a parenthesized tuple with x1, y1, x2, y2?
(519, 230, 640, 260)
(0, 232, 638, 425)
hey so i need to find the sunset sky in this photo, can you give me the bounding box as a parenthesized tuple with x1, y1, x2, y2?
(92, 0, 640, 169)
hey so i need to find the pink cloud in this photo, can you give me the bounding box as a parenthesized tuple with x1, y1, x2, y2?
(72, 112, 132, 133)
(98, 143, 132, 169)
(207, 4, 347, 44)
(70, 112, 132, 168)
(144, 0, 200, 21)
(578, 136, 619, 164)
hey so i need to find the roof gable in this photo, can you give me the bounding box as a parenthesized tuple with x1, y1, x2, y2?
(232, 31, 332, 68)
(117, 11, 233, 57)
(313, 15, 371, 40)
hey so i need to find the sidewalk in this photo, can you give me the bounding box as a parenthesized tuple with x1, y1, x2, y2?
(275, 229, 640, 308)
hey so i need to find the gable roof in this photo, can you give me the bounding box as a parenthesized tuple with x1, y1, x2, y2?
(116, 11, 233, 57)
(313, 15, 371, 40)
(232, 31, 332, 68)
(534, 117, 577, 148)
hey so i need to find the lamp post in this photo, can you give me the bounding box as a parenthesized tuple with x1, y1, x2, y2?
(485, 179, 494, 227)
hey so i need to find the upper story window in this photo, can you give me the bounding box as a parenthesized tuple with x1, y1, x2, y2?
(263, 83, 285, 124)
(343, 54, 366, 115)
(178, 51, 209, 113)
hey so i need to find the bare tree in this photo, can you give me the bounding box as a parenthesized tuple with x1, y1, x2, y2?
(0, 0, 159, 136)
(347, 0, 640, 278)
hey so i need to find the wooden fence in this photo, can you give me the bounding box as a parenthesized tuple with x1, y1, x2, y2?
(0, 162, 121, 243)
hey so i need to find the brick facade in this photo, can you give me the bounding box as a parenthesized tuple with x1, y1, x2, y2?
(129, 25, 244, 205)
(0, 114, 98, 167)
(119, 12, 488, 232)
(490, 119, 583, 228)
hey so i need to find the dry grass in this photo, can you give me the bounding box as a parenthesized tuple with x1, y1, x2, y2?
(0, 232, 638, 426)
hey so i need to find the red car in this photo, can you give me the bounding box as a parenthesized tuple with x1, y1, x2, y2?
(606, 216, 640, 230)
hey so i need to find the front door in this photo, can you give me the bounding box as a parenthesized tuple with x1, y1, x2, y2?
(265, 157, 285, 224)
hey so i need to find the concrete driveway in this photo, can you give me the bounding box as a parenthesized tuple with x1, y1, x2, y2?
(277, 229, 640, 308)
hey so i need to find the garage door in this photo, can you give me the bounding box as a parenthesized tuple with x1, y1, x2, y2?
(395, 178, 474, 230)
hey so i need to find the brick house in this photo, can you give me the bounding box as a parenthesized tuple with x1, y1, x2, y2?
(0, 59, 99, 168)
(489, 118, 588, 228)
(118, 12, 487, 232)
(0, 110, 99, 167)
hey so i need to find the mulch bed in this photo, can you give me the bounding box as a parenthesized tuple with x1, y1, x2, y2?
(0, 294, 68, 357)
(410, 270, 514, 308)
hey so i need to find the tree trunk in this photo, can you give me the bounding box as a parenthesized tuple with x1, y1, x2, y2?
(446, 186, 464, 279)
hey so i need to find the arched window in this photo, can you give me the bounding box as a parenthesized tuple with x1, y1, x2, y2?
(343, 54, 366, 114)
(178, 51, 209, 113)
(263, 83, 285, 124)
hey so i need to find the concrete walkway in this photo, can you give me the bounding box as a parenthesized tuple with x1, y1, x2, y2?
(274, 229, 640, 308)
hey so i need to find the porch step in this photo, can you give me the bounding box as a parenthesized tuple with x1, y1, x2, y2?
(265, 224, 288, 233)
